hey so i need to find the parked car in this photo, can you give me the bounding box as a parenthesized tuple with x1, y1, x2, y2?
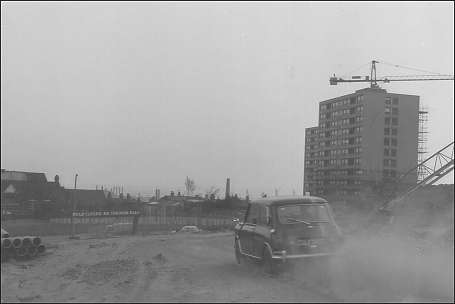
(179, 226, 201, 233)
(233, 196, 343, 274)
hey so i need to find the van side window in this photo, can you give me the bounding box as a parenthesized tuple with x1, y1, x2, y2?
(265, 206, 272, 226)
(247, 204, 259, 224)
(257, 206, 268, 225)
(245, 204, 271, 226)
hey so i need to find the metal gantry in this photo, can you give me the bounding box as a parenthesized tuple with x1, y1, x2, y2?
(382, 141, 454, 212)
(412, 141, 454, 186)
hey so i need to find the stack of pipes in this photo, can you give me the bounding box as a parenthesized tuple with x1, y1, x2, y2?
(1, 229, 46, 262)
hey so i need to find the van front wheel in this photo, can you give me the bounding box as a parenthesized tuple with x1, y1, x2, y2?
(262, 247, 278, 275)
(234, 239, 242, 264)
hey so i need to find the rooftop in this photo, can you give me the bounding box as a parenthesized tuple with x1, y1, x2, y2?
(250, 195, 328, 206)
(1, 170, 47, 183)
(320, 87, 419, 104)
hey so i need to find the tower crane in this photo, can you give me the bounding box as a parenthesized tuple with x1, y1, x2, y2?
(329, 60, 454, 88)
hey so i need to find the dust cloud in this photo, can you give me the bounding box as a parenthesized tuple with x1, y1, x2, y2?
(287, 194, 454, 302)
(327, 232, 453, 302)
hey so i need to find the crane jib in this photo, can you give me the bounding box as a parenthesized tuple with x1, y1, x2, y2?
(330, 77, 454, 84)
(330, 60, 454, 86)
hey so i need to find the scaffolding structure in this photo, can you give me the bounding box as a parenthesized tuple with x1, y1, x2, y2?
(418, 106, 429, 182)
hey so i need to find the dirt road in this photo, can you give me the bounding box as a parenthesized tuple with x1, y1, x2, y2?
(1, 232, 335, 303)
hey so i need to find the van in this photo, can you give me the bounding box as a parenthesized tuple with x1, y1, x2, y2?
(233, 196, 343, 274)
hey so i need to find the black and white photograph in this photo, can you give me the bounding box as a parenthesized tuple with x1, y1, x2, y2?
(1, 1, 454, 302)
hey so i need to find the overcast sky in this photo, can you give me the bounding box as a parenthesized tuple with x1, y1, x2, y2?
(1, 1, 454, 197)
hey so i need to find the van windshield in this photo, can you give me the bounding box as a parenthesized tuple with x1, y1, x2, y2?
(277, 204, 330, 224)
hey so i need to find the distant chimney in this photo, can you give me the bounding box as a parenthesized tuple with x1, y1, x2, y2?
(225, 178, 230, 199)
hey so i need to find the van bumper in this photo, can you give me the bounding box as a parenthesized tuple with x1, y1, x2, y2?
(271, 250, 334, 262)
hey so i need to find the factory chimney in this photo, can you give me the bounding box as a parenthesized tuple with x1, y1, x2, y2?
(225, 178, 230, 199)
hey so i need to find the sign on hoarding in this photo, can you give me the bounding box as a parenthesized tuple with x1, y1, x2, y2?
(72, 210, 140, 217)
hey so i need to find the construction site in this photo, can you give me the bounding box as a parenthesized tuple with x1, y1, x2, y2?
(1, 59, 453, 302)
(1, 3, 454, 303)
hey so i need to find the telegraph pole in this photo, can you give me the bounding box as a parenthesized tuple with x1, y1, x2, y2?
(70, 173, 78, 239)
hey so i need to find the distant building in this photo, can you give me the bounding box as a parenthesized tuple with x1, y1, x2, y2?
(1, 169, 64, 218)
(1, 169, 117, 217)
(304, 87, 419, 197)
(64, 189, 107, 211)
(159, 194, 204, 204)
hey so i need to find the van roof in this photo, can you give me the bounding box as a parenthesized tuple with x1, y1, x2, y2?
(250, 195, 328, 206)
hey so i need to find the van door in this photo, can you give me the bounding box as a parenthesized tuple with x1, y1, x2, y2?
(238, 203, 259, 257)
(251, 205, 272, 257)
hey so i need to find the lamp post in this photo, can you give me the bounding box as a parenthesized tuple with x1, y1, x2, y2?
(70, 174, 78, 239)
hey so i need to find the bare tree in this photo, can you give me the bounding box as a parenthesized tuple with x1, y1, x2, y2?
(205, 186, 220, 200)
(185, 176, 196, 195)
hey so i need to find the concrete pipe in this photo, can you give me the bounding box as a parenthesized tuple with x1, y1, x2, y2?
(15, 247, 27, 258)
(26, 246, 38, 258)
(37, 244, 46, 254)
(12, 238, 22, 249)
(22, 237, 33, 247)
(32, 237, 41, 246)
(3, 238, 12, 249)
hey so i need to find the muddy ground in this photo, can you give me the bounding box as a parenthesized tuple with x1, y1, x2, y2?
(1, 231, 453, 303)
(1, 232, 335, 303)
